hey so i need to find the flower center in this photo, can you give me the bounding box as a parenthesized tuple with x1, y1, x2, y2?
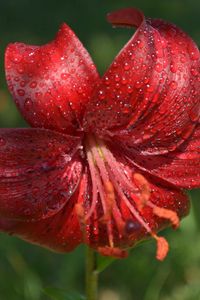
(76, 135, 179, 260)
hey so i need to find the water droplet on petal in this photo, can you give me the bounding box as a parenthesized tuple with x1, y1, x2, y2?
(170, 63, 177, 73)
(127, 85, 133, 94)
(98, 90, 105, 100)
(104, 76, 110, 86)
(24, 98, 33, 111)
(11, 54, 22, 64)
(29, 81, 37, 89)
(17, 89, 25, 96)
(189, 49, 199, 61)
(114, 74, 120, 82)
(61, 73, 68, 80)
(0, 138, 6, 146)
(170, 81, 178, 90)
(20, 81, 26, 87)
(17, 67, 24, 74)
(135, 81, 142, 89)
(121, 77, 128, 85)
(124, 62, 130, 71)
(155, 63, 163, 73)
(191, 67, 198, 77)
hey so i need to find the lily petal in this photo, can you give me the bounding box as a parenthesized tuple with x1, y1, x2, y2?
(0, 188, 82, 253)
(84, 8, 200, 154)
(0, 128, 82, 220)
(5, 23, 99, 135)
(131, 124, 200, 189)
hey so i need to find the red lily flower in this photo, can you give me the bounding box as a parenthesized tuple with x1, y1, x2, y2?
(1, 7, 199, 260)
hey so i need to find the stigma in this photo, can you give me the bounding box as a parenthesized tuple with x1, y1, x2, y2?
(75, 135, 180, 261)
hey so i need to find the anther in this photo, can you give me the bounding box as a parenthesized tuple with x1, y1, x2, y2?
(152, 206, 180, 229)
(98, 246, 128, 258)
(152, 234, 169, 261)
(133, 173, 151, 205)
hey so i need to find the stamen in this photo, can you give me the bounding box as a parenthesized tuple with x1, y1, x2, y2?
(105, 181, 115, 209)
(133, 173, 180, 229)
(82, 135, 175, 261)
(75, 203, 85, 220)
(97, 138, 136, 192)
(75, 173, 90, 244)
(133, 173, 151, 204)
(107, 167, 152, 234)
(152, 234, 169, 261)
(98, 246, 128, 258)
(84, 147, 98, 221)
(87, 142, 115, 248)
(151, 205, 180, 229)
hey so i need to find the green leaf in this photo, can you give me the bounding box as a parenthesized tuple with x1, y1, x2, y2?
(43, 287, 85, 300)
(97, 254, 116, 273)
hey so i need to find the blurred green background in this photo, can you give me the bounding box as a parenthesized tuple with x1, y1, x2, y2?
(0, 0, 200, 299)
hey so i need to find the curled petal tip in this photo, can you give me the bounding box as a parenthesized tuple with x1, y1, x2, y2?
(107, 7, 144, 28)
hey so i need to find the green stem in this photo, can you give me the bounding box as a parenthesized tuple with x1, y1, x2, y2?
(86, 247, 98, 300)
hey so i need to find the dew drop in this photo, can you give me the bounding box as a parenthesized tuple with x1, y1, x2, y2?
(98, 90, 105, 100)
(29, 81, 37, 89)
(114, 74, 120, 82)
(35, 92, 42, 99)
(20, 81, 26, 87)
(77, 86, 83, 94)
(104, 76, 110, 86)
(0, 137, 6, 146)
(121, 77, 128, 85)
(180, 124, 194, 140)
(135, 81, 142, 89)
(61, 73, 68, 80)
(170, 63, 177, 73)
(155, 63, 163, 73)
(17, 67, 24, 74)
(189, 106, 200, 123)
(11, 54, 22, 64)
(14, 77, 19, 82)
(141, 63, 147, 71)
(32, 187, 39, 194)
(180, 55, 186, 63)
(189, 50, 199, 61)
(191, 67, 198, 77)
(170, 81, 178, 90)
(124, 62, 130, 71)
(127, 85, 133, 94)
(17, 89, 25, 96)
(24, 98, 33, 111)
